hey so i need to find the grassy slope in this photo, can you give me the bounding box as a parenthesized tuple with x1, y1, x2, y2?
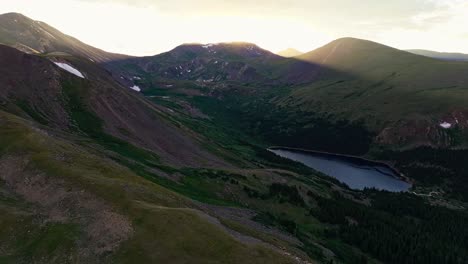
(0, 110, 297, 264)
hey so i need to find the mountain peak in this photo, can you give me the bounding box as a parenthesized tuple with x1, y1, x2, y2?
(0, 12, 130, 62)
(0, 12, 35, 24)
(168, 41, 275, 59)
(297, 36, 432, 69)
(277, 48, 303, 57)
(0, 12, 28, 18)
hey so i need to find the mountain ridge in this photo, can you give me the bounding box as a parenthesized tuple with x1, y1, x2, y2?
(407, 49, 468, 61)
(0, 12, 131, 62)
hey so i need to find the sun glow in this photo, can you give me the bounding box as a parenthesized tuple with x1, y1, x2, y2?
(1, 0, 468, 55)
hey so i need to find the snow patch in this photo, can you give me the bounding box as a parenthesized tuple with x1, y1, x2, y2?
(54, 62, 85, 78)
(202, 43, 215, 49)
(129, 85, 141, 92)
(439, 122, 452, 129)
(133, 76, 141, 80)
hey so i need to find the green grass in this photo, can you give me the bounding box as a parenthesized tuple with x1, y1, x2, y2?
(0, 110, 298, 264)
(14, 100, 49, 125)
(0, 183, 80, 263)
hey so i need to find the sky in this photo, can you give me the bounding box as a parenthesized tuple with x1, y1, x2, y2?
(1, 0, 468, 56)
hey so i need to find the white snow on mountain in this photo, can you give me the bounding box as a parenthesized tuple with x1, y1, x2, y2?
(54, 62, 84, 78)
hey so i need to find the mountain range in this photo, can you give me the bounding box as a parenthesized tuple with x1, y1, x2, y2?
(1, 12, 468, 264)
(407, 49, 468, 61)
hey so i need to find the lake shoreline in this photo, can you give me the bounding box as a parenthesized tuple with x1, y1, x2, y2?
(268, 146, 412, 185)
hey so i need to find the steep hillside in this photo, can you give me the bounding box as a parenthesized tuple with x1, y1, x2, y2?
(0, 44, 227, 168)
(0, 107, 304, 264)
(407, 49, 468, 61)
(0, 12, 129, 62)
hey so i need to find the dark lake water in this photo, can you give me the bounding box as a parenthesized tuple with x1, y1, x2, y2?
(269, 148, 411, 192)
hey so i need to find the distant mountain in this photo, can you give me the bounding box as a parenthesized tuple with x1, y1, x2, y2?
(108, 42, 322, 86)
(290, 37, 468, 148)
(277, 48, 303, 57)
(0, 12, 130, 62)
(406, 49, 468, 61)
(297, 37, 433, 73)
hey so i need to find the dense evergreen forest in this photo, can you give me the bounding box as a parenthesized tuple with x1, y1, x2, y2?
(310, 191, 468, 263)
(376, 147, 468, 201)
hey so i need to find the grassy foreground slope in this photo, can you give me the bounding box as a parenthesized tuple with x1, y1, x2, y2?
(0, 110, 297, 264)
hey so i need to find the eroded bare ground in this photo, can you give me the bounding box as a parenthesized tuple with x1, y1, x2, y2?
(0, 156, 133, 263)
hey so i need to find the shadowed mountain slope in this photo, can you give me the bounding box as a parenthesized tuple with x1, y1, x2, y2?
(287, 37, 468, 148)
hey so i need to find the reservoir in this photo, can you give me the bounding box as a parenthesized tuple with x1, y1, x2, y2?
(269, 148, 411, 192)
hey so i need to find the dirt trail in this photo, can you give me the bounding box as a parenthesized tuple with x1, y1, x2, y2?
(134, 200, 313, 264)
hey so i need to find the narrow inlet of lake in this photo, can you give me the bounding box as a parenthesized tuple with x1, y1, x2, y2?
(269, 148, 411, 192)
